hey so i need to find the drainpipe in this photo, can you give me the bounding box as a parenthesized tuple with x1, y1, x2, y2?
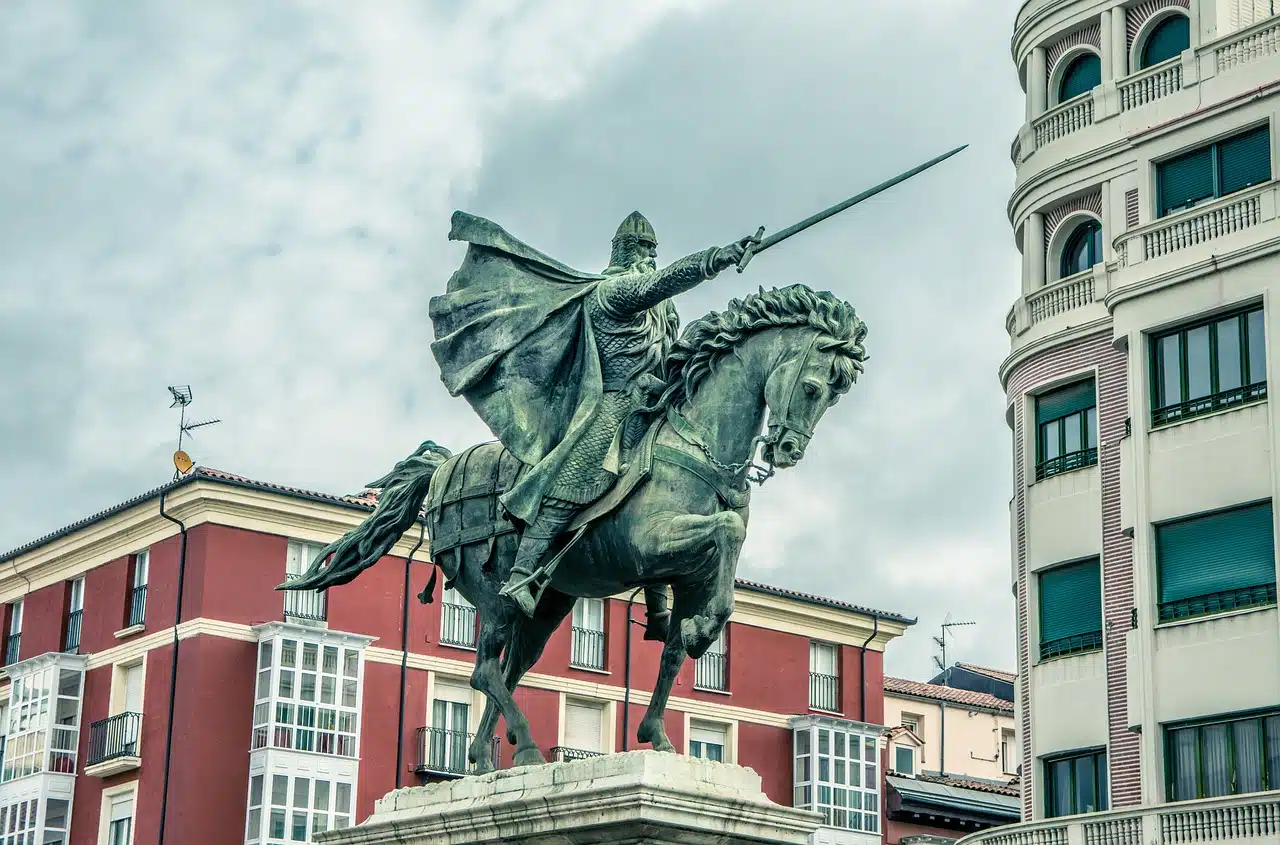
(940, 701, 947, 776)
(157, 489, 190, 845)
(395, 522, 426, 788)
(620, 586, 645, 751)
(858, 615, 880, 723)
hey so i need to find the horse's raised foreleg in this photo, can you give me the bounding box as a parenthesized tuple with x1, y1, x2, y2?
(469, 619, 545, 768)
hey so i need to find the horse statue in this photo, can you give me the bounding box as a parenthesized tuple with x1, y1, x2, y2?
(284, 282, 868, 772)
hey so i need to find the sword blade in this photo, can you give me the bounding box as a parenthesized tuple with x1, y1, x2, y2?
(741, 144, 967, 268)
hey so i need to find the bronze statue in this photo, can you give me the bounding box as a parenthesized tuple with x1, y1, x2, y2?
(283, 146, 965, 769)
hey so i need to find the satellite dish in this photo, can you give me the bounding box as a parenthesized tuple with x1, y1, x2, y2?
(173, 450, 194, 475)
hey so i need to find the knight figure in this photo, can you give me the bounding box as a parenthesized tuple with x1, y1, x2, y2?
(429, 210, 758, 628)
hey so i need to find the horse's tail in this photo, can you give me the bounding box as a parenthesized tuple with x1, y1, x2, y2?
(277, 440, 452, 592)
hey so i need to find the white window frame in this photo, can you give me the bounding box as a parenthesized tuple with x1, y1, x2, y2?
(688, 719, 731, 763)
(693, 628, 728, 692)
(901, 713, 921, 735)
(284, 541, 328, 623)
(65, 577, 85, 652)
(558, 695, 614, 755)
(809, 641, 840, 712)
(248, 770, 355, 843)
(440, 586, 477, 649)
(8, 602, 20, 639)
(792, 718, 881, 834)
(98, 784, 136, 845)
(570, 599, 606, 670)
(1001, 728, 1019, 775)
(894, 743, 917, 775)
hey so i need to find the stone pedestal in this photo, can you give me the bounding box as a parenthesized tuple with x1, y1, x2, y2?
(317, 751, 822, 845)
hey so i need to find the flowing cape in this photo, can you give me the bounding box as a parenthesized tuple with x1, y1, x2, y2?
(429, 211, 607, 523)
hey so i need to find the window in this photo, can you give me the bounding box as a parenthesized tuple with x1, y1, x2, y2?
(1158, 124, 1271, 217)
(1140, 14, 1190, 69)
(424, 680, 471, 775)
(809, 642, 840, 711)
(793, 720, 880, 833)
(570, 598, 605, 670)
(1038, 558, 1103, 659)
(251, 634, 362, 758)
(690, 722, 728, 762)
(284, 541, 327, 622)
(1166, 709, 1280, 800)
(1058, 219, 1102, 279)
(1002, 729, 1019, 775)
(440, 586, 476, 648)
(1155, 501, 1276, 622)
(2, 662, 85, 781)
(560, 699, 606, 756)
(64, 578, 84, 653)
(901, 713, 921, 735)
(106, 792, 133, 845)
(1058, 53, 1101, 103)
(1035, 379, 1098, 480)
(1044, 748, 1108, 817)
(89, 662, 145, 766)
(694, 628, 727, 691)
(894, 744, 916, 775)
(4, 601, 21, 666)
(245, 772, 353, 843)
(0, 800, 38, 845)
(1151, 306, 1267, 426)
(127, 550, 148, 628)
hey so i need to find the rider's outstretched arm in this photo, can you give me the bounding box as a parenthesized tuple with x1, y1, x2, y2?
(596, 248, 722, 317)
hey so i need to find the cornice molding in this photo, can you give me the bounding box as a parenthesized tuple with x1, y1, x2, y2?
(999, 318, 1114, 389)
(1105, 234, 1280, 311)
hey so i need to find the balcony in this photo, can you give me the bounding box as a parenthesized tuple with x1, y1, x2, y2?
(414, 727, 499, 778)
(1118, 57, 1182, 112)
(694, 651, 727, 692)
(4, 634, 19, 667)
(127, 585, 147, 628)
(956, 791, 1280, 845)
(809, 672, 839, 712)
(1026, 271, 1095, 328)
(1215, 15, 1280, 75)
(551, 746, 604, 762)
(440, 603, 477, 649)
(1117, 182, 1273, 269)
(63, 610, 82, 653)
(85, 712, 142, 778)
(569, 626, 605, 671)
(1032, 94, 1093, 150)
(283, 574, 327, 623)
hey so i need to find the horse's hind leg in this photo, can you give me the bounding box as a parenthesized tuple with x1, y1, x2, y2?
(469, 618, 545, 767)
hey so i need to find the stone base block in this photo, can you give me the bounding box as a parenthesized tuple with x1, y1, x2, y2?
(317, 750, 822, 845)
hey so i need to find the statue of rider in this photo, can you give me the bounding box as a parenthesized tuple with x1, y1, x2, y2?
(497, 212, 755, 616)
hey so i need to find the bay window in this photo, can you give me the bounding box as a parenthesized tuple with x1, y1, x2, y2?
(792, 716, 881, 833)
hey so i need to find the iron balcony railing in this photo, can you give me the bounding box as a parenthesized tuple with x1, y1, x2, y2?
(4, 634, 19, 667)
(127, 585, 147, 628)
(64, 610, 82, 653)
(1040, 629, 1104, 660)
(569, 627, 605, 670)
(551, 746, 604, 762)
(1153, 381, 1267, 427)
(283, 574, 327, 622)
(694, 651, 727, 691)
(415, 727, 499, 777)
(87, 712, 142, 766)
(809, 672, 839, 712)
(440, 603, 477, 648)
(1159, 583, 1278, 623)
(1035, 447, 1098, 481)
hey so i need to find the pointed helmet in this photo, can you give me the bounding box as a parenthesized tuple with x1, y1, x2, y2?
(613, 210, 657, 247)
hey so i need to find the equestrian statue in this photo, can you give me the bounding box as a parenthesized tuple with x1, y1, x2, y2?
(282, 146, 966, 771)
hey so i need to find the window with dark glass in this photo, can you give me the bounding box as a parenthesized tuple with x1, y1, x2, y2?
(1038, 558, 1103, 660)
(1035, 379, 1098, 480)
(1150, 305, 1266, 426)
(1058, 53, 1101, 103)
(1044, 749, 1108, 817)
(1157, 124, 1272, 216)
(1140, 14, 1190, 69)
(1059, 219, 1103, 279)
(1166, 709, 1280, 800)
(1155, 501, 1276, 622)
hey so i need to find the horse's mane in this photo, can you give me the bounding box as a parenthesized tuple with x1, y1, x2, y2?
(652, 284, 868, 411)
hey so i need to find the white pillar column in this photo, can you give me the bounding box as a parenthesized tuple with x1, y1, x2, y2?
(1101, 9, 1115, 79)
(1030, 46, 1048, 116)
(1112, 7, 1129, 80)
(1029, 212, 1047, 289)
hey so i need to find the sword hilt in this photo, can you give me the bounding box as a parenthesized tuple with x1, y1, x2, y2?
(735, 226, 766, 274)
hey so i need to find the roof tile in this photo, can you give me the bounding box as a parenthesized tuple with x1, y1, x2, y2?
(884, 676, 1014, 713)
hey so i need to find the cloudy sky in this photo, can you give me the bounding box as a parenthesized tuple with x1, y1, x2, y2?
(1, 1, 1024, 679)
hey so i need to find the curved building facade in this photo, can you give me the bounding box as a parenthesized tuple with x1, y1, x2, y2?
(991, 0, 1280, 835)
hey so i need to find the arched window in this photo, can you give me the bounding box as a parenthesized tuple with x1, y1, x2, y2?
(1060, 219, 1103, 277)
(1058, 53, 1101, 103)
(1140, 15, 1190, 69)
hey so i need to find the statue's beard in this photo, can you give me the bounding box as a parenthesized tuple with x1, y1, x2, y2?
(632, 257, 657, 273)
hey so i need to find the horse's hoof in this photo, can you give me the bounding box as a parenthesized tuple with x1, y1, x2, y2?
(473, 759, 494, 775)
(513, 746, 547, 767)
(636, 721, 675, 753)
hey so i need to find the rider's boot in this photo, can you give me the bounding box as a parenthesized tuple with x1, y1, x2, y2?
(499, 499, 578, 618)
(643, 587, 672, 642)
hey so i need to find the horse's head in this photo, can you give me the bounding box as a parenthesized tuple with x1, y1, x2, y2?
(759, 292, 868, 469)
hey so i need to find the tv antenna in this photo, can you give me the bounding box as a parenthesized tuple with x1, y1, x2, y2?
(932, 615, 977, 684)
(168, 385, 221, 478)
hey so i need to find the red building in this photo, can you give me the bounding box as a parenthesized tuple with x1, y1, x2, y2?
(0, 468, 913, 845)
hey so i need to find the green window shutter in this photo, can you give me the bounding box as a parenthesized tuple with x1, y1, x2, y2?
(1141, 15, 1190, 69)
(1039, 558, 1102, 645)
(1159, 147, 1215, 216)
(1157, 502, 1277, 604)
(1058, 54, 1101, 102)
(1037, 379, 1096, 425)
(1218, 125, 1271, 196)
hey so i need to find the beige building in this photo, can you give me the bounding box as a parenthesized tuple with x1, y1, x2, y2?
(968, 1, 1280, 843)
